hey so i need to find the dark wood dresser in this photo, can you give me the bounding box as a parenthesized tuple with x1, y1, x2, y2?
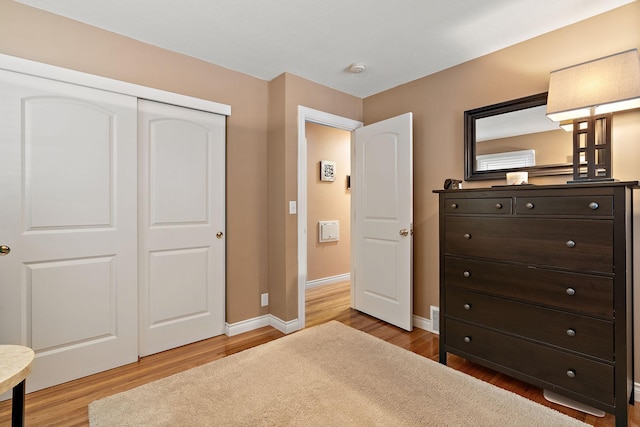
(435, 182, 637, 426)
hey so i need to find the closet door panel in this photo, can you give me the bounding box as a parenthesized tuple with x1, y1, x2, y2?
(25, 98, 112, 228)
(138, 99, 225, 357)
(0, 70, 138, 393)
(151, 120, 209, 224)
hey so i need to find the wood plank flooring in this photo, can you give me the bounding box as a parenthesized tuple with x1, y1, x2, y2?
(1, 281, 638, 426)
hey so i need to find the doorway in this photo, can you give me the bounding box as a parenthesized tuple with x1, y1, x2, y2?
(305, 122, 351, 286)
(296, 107, 362, 328)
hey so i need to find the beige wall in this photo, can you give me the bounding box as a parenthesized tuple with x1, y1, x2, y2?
(306, 123, 351, 282)
(4, 0, 640, 379)
(363, 1, 640, 374)
(0, 1, 271, 324)
(0, 1, 362, 326)
(267, 73, 362, 321)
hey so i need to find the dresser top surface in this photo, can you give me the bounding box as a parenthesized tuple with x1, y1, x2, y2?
(434, 181, 639, 194)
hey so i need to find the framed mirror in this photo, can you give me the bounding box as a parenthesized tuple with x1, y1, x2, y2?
(464, 92, 573, 181)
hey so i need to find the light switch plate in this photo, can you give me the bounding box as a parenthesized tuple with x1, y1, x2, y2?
(289, 201, 297, 214)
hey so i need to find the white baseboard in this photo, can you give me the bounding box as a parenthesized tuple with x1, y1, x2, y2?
(306, 273, 350, 289)
(412, 314, 438, 334)
(226, 314, 300, 336)
(635, 382, 640, 402)
(269, 316, 300, 334)
(228, 313, 436, 336)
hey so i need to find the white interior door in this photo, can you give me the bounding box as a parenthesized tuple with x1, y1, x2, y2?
(0, 70, 138, 393)
(138, 99, 225, 357)
(353, 113, 413, 331)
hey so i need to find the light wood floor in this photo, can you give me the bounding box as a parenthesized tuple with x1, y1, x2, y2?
(1, 281, 638, 426)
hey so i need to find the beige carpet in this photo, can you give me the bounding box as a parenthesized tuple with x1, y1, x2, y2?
(89, 321, 589, 426)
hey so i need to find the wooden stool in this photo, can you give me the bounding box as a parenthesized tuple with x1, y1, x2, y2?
(0, 345, 35, 427)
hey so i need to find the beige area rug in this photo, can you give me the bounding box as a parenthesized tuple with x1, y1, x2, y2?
(89, 321, 589, 426)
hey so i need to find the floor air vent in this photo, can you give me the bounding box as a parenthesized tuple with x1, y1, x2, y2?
(430, 306, 440, 334)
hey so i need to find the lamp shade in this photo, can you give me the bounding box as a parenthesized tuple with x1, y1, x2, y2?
(546, 49, 640, 122)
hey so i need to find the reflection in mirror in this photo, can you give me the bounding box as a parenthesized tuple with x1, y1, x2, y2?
(464, 92, 574, 181)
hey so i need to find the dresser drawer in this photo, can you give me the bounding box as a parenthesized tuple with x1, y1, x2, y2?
(445, 287, 614, 360)
(445, 319, 614, 405)
(444, 217, 613, 273)
(515, 195, 613, 217)
(444, 256, 614, 317)
(445, 197, 512, 214)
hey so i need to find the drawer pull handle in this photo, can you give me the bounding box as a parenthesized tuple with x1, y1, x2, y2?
(463, 303, 471, 310)
(566, 369, 576, 379)
(464, 336, 472, 343)
(566, 240, 576, 248)
(463, 233, 471, 239)
(589, 202, 599, 210)
(495, 203, 503, 209)
(566, 329, 576, 337)
(463, 271, 471, 278)
(566, 287, 576, 296)
(451, 203, 458, 209)
(526, 202, 534, 209)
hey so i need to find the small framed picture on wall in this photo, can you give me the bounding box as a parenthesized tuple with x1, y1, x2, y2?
(320, 160, 336, 182)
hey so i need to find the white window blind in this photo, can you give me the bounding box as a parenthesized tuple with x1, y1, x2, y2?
(476, 149, 535, 171)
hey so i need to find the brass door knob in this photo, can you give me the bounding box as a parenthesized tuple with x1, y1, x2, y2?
(216, 232, 224, 239)
(399, 229, 409, 237)
(0, 245, 10, 256)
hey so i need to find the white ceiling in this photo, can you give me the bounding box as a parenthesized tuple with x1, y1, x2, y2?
(17, 0, 636, 98)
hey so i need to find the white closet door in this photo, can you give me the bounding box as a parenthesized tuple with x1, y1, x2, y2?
(0, 70, 138, 392)
(138, 99, 225, 357)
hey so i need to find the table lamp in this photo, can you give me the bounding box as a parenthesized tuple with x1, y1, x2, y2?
(546, 49, 640, 182)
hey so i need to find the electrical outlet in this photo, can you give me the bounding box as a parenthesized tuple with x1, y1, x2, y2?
(261, 293, 269, 307)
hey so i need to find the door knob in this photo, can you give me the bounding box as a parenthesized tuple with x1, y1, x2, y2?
(399, 229, 409, 237)
(216, 232, 224, 239)
(0, 245, 10, 256)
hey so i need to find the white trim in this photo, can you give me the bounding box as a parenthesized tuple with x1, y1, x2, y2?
(269, 316, 300, 335)
(306, 273, 350, 289)
(0, 53, 230, 116)
(297, 107, 362, 331)
(225, 315, 300, 337)
(225, 316, 270, 337)
(412, 315, 431, 332)
(635, 382, 640, 402)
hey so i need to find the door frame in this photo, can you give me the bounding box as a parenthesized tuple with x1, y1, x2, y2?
(297, 106, 362, 329)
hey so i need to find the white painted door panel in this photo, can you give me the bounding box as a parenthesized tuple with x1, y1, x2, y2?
(138, 99, 225, 357)
(0, 70, 138, 393)
(353, 113, 413, 331)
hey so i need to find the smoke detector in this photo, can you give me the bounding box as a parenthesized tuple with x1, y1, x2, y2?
(347, 63, 367, 74)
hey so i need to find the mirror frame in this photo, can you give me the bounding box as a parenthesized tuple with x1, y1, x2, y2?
(464, 92, 573, 181)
